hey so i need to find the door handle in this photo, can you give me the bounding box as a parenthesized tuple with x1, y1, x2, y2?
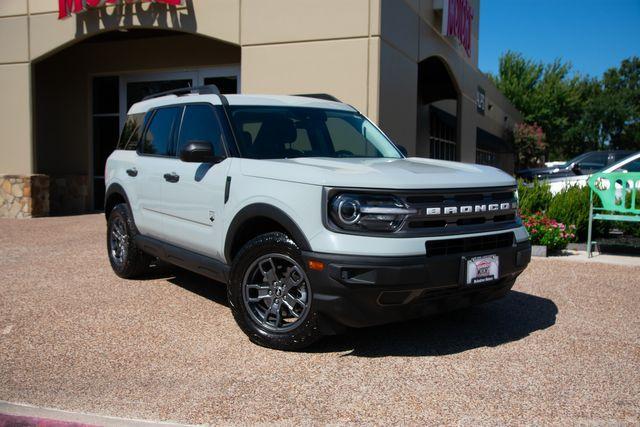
(163, 172, 180, 183)
(126, 168, 138, 177)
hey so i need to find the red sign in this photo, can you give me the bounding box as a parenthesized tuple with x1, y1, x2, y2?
(58, 0, 183, 20)
(443, 0, 474, 57)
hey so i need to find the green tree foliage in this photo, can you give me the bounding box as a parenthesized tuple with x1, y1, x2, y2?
(491, 52, 640, 161)
(598, 57, 640, 150)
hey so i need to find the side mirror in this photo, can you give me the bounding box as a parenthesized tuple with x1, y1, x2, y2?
(180, 140, 224, 163)
(397, 145, 408, 157)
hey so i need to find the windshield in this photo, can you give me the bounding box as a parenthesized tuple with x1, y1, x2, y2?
(228, 106, 403, 159)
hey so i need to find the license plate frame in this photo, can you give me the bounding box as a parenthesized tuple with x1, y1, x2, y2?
(461, 254, 499, 286)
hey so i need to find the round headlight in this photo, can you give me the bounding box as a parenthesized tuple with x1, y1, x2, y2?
(329, 193, 417, 232)
(337, 198, 360, 224)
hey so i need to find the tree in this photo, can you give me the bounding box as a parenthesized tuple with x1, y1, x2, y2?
(490, 51, 584, 160)
(512, 123, 547, 168)
(492, 53, 640, 161)
(598, 57, 640, 150)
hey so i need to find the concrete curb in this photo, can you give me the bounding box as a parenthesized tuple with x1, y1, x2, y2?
(535, 249, 640, 267)
(0, 401, 196, 427)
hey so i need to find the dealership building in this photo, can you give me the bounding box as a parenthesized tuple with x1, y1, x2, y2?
(0, 0, 521, 218)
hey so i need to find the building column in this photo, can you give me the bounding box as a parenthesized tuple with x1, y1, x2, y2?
(456, 95, 477, 163)
(0, 64, 49, 218)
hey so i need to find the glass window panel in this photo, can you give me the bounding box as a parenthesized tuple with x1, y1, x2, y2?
(93, 76, 119, 114)
(203, 76, 238, 94)
(142, 107, 181, 156)
(229, 106, 401, 159)
(93, 116, 120, 174)
(177, 105, 226, 157)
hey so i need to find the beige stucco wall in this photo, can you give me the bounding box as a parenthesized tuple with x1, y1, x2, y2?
(240, 0, 381, 119)
(0, 64, 32, 174)
(28, 0, 239, 60)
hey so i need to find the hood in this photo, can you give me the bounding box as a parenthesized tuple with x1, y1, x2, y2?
(240, 157, 516, 189)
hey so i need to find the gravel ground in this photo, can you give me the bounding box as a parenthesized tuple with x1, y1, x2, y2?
(0, 214, 639, 425)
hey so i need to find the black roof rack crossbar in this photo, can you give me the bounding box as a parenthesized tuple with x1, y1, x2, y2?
(294, 93, 342, 103)
(142, 84, 220, 101)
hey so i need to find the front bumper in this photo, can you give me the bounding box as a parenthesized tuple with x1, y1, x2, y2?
(302, 238, 531, 329)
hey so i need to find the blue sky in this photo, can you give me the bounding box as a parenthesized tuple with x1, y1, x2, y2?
(479, 0, 640, 78)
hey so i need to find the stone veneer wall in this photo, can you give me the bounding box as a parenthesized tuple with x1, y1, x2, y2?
(0, 175, 50, 218)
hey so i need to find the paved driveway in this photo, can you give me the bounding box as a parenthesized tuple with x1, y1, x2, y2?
(0, 215, 639, 425)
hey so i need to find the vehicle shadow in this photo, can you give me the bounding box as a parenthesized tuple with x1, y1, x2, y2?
(144, 267, 557, 357)
(138, 266, 230, 308)
(310, 290, 558, 357)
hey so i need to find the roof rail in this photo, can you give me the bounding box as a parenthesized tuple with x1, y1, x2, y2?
(295, 93, 342, 103)
(142, 84, 220, 101)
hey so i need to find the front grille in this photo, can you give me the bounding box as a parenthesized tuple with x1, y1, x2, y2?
(324, 185, 520, 238)
(396, 186, 519, 237)
(426, 232, 515, 257)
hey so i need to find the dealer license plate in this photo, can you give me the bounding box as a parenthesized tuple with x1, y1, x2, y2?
(465, 255, 499, 285)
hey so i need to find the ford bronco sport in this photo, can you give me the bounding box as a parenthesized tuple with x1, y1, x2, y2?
(105, 85, 531, 350)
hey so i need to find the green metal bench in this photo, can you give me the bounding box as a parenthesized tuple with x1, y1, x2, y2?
(587, 172, 640, 257)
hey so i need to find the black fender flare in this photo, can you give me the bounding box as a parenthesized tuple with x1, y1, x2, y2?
(104, 183, 131, 218)
(224, 203, 311, 262)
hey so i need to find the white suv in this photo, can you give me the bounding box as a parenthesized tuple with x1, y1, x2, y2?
(105, 86, 531, 350)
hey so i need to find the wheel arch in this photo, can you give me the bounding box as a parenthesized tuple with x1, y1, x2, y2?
(104, 183, 131, 219)
(224, 203, 311, 263)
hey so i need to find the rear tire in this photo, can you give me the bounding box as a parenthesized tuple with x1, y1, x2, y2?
(107, 203, 152, 279)
(228, 232, 322, 350)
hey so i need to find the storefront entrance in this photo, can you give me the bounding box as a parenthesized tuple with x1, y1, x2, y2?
(417, 56, 460, 161)
(91, 66, 240, 209)
(32, 29, 241, 215)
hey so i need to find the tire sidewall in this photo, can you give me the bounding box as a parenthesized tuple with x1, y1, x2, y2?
(107, 203, 146, 278)
(228, 232, 320, 350)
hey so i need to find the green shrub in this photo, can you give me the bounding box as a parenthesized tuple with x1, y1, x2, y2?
(546, 185, 610, 240)
(518, 180, 639, 244)
(546, 185, 590, 240)
(518, 179, 552, 214)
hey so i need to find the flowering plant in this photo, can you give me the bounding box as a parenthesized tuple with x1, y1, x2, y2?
(513, 122, 547, 169)
(520, 211, 576, 252)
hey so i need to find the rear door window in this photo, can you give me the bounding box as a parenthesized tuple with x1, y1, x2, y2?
(140, 107, 181, 156)
(579, 152, 608, 174)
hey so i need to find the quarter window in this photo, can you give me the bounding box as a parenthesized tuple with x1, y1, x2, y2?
(141, 107, 180, 156)
(177, 105, 226, 157)
(117, 113, 145, 151)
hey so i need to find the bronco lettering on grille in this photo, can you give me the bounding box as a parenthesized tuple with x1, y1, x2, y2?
(423, 202, 516, 216)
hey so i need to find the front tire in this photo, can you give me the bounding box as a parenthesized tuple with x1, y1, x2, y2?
(107, 203, 151, 279)
(228, 232, 322, 350)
